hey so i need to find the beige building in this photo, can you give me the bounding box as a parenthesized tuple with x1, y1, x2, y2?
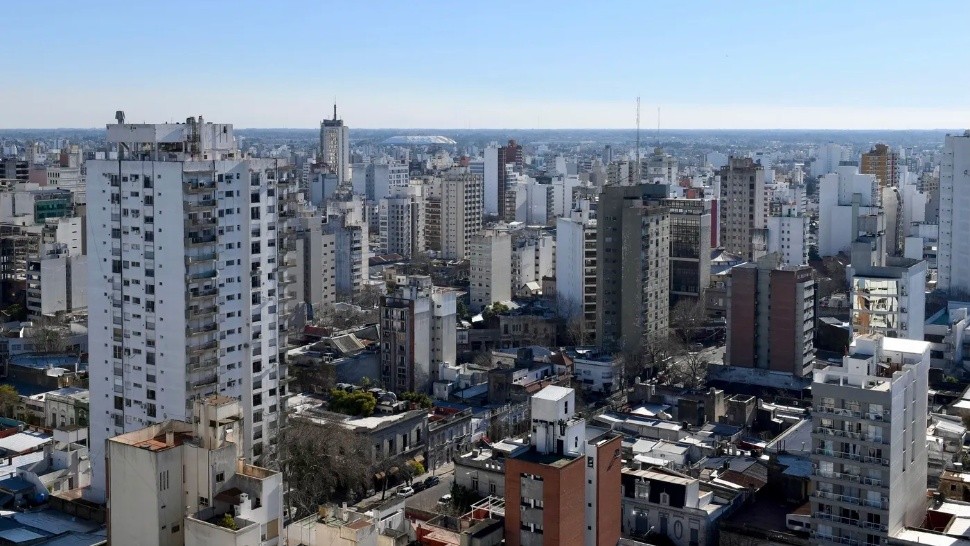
(438, 170, 483, 260)
(718, 157, 767, 261)
(469, 228, 512, 313)
(107, 396, 283, 546)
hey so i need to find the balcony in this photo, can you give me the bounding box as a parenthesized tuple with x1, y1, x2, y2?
(189, 269, 218, 281)
(187, 340, 218, 354)
(184, 198, 217, 212)
(183, 180, 216, 194)
(186, 306, 218, 319)
(187, 234, 217, 248)
(187, 322, 218, 335)
(185, 252, 217, 265)
(813, 490, 888, 510)
(188, 287, 218, 300)
(184, 216, 217, 229)
(811, 531, 862, 546)
(812, 426, 888, 445)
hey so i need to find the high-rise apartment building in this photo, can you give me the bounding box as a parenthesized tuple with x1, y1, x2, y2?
(663, 198, 712, 305)
(481, 145, 500, 216)
(439, 170, 483, 260)
(503, 385, 622, 546)
(726, 253, 816, 378)
(86, 115, 295, 498)
(718, 157, 767, 261)
(469, 228, 512, 313)
(818, 164, 883, 257)
(319, 106, 350, 185)
(643, 147, 678, 184)
(352, 160, 409, 201)
(378, 185, 424, 257)
(292, 214, 337, 314)
(498, 139, 523, 220)
(325, 195, 369, 296)
(939, 131, 970, 296)
(556, 200, 598, 344)
(596, 184, 670, 353)
(861, 143, 900, 188)
(379, 276, 456, 394)
(810, 334, 930, 545)
(849, 238, 926, 341)
(767, 203, 810, 266)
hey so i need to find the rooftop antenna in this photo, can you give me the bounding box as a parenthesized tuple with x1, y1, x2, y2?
(635, 97, 641, 182)
(333, 102, 338, 121)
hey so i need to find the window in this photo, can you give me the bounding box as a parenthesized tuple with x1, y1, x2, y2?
(215, 472, 225, 482)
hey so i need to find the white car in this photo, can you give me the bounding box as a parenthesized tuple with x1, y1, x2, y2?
(437, 494, 452, 505)
(397, 486, 415, 498)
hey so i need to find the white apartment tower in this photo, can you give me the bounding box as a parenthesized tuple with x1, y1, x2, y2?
(468, 228, 512, 313)
(810, 334, 930, 545)
(378, 185, 425, 257)
(319, 106, 350, 185)
(87, 115, 294, 498)
(939, 131, 970, 295)
(767, 203, 809, 266)
(439, 170, 483, 260)
(818, 164, 883, 257)
(556, 200, 597, 344)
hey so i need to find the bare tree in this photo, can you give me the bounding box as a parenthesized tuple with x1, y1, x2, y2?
(277, 419, 371, 518)
(28, 318, 68, 354)
(665, 351, 709, 391)
(669, 298, 706, 346)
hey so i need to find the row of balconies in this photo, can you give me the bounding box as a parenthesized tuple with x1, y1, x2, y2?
(812, 490, 889, 510)
(812, 513, 887, 532)
(812, 448, 889, 466)
(812, 468, 884, 487)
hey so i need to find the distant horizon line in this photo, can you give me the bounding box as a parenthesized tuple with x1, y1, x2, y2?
(0, 126, 962, 132)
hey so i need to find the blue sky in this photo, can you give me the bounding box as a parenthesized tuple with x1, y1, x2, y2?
(4, 1, 970, 129)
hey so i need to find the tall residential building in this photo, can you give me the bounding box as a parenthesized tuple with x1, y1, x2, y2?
(849, 238, 926, 341)
(503, 386, 622, 546)
(379, 276, 456, 394)
(468, 229, 512, 313)
(325, 195, 369, 296)
(726, 253, 816, 378)
(352, 160, 409, 201)
(818, 164, 883, 257)
(663, 198, 712, 305)
(556, 200, 597, 344)
(767, 203, 810, 266)
(107, 396, 283, 546)
(378, 185, 424, 257)
(292, 214, 337, 315)
(812, 143, 849, 178)
(86, 115, 294, 498)
(718, 157, 767, 261)
(510, 229, 555, 294)
(939, 131, 970, 296)
(482, 144, 500, 216)
(497, 139, 523, 221)
(861, 143, 900, 188)
(439, 170, 483, 260)
(810, 334, 930, 545)
(643, 147, 678, 184)
(596, 184, 670, 353)
(319, 105, 350, 185)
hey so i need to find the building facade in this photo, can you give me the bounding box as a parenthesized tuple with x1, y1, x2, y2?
(663, 198, 712, 305)
(439, 171, 483, 260)
(469, 229, 512, 313)
(718, 157, 767, 261)
(87, 116, 293, 497)
(939, 131, 970, 296)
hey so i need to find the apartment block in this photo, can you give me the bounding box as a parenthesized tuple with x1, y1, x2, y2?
(439, 170, 483, 260)
(861, 144, 900, 188)
(767, 203, 809, 266)
(469, 228, 512, 313)
(810, 335, 930, 544)
(503, 386, 622, 546)
(849, 239, 926, 341)
(319, 106, 350, 185)
(939, 131, 970, 295)
(555, 201, 597, 344)
(726, 253, 816, 378)
(718, 157, 767, 261)
(107, 396, 283, 546)
(663, 198, 712, 305)
(378, 185, 424, 258)
(596, 184, 670, 353)
(86, 115, 294, 497)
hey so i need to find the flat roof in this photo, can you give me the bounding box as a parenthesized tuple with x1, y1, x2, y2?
(532, 385, 572, 402)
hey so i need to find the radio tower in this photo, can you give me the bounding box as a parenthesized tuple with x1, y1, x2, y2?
(635, 97, 641, 183)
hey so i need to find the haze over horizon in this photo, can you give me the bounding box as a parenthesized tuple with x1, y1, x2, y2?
(5, 0, 970, 130)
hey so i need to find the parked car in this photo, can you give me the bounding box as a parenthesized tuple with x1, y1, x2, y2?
(424, 476, 440, 488)
(397, 486, 415, 498)
(437, 494, 452, 506)
(412, 481, 427, 493)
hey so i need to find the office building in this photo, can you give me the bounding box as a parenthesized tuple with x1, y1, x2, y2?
(379, 276, 456, 394)
(861, 143, 900, 188)
(556, 201, 597, 344)
(642, 147, 678, 184)
(107, 396, 283, 546)
(939, 131, 970, 296)
(810, 334, 930, 544)
(596, 184, 670, 353)
(726, 253, 816, 378)
(503, 386, 622, 546)
(86, 115, 294, 498)
(469, 229, 512, 313)
(439, 170, 483, 260)
(718, 157, 767, 261)
(663, 198, 712, 305)
(319, 106, 350, 185)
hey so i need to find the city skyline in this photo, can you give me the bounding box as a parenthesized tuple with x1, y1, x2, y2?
(5, 1, 970, 130)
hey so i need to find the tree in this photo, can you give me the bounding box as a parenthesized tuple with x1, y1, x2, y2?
(328, 389, 377, 416)
(669, 299, 706, 346)
(277, 419, 371, 518)
(0, 385, 18, 418)
(352, 284, 383, 309)
(291, 364, 336, 394)
(401, 391, 433, 409)
(625, 332, 686, 385)
(28, 319, 68, 354)
(218, 513, 237, 531)
(665, 351, 709, 391)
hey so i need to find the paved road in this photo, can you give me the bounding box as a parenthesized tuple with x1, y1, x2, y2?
(358, 462, 455, 508)
(404, 474, 455, 512)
